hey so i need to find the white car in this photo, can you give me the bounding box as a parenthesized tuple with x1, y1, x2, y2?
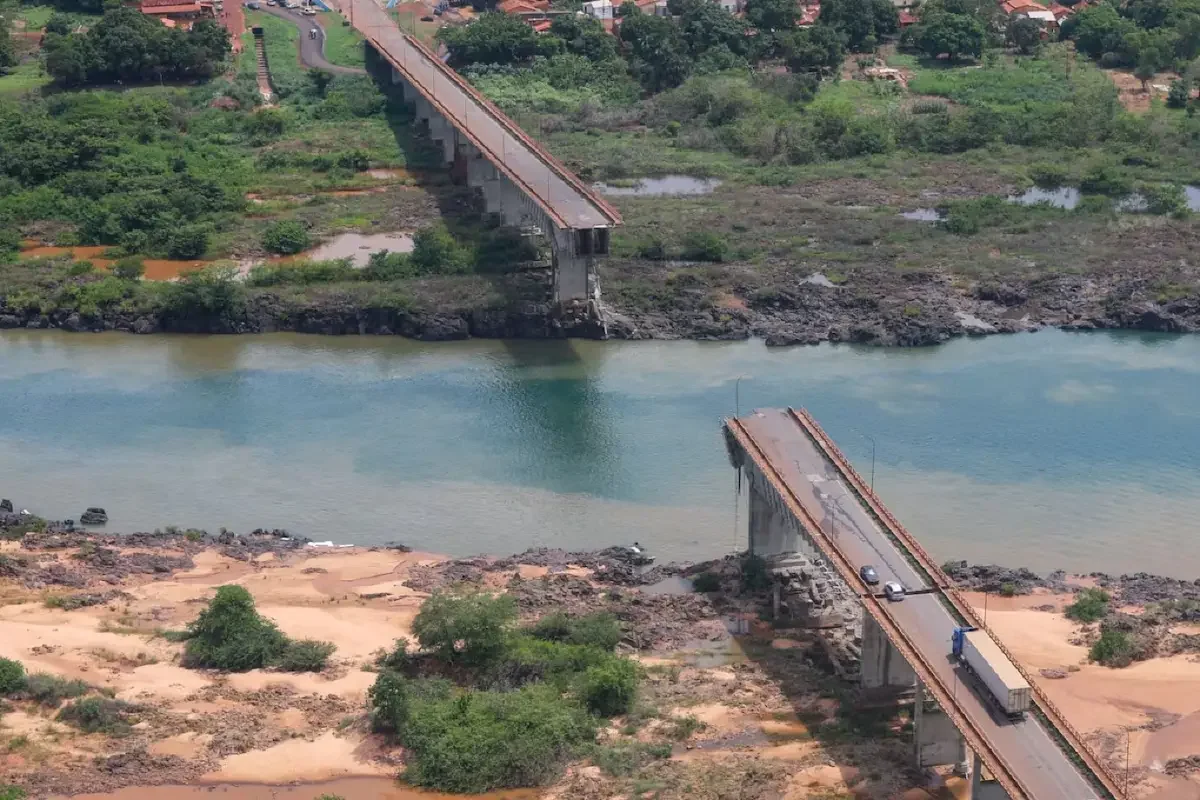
(883, 581, 906, 602)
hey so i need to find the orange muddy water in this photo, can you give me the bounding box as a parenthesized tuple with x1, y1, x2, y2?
(18, 244, 211, 280)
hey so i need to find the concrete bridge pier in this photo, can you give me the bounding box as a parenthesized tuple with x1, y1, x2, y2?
(968, 750, 1013, 800)
(861, 611, 916, 689)
(913, 679, 967, 770)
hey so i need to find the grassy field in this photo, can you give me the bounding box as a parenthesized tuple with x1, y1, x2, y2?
(0, 61, 52, 96)
(244, 10, 305, 81)
(317, 11, 365, 68)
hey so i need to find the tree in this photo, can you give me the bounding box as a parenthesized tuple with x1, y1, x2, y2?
(1134, 57, 1157, 91)
(746, 0, 799, 31)
(438, 12, 545, 68)
(45, 13, 73, 35)
(818, 0, 898, 50)
(548, 14, 619, 63)
(0, 13, 16, 71)
(411, 223, 469, 274)
(671, 0, 750, 58)
(1007, 15, 1044, 55)
(167, 224, 209, 259)
(618, 7, 693, 91)
(784, 24, 848, 74)
(182, 585, 288, 671)
(411, 590, 517, 666)
(1068, 4, 1137, 62)
(917, 12, 986, 60)
(1168, 76, 1192, 106)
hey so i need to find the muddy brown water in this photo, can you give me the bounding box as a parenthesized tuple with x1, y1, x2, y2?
(51, 777, 537, 800)
(18, 244, 212, 281)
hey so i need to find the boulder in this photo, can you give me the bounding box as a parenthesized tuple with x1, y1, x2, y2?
(80, 507, 108, 525)
(0, 499, 11, 513)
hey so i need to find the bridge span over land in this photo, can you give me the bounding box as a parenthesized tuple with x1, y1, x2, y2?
(329, 0, 621, 307)
(725, 409, 1126, 800)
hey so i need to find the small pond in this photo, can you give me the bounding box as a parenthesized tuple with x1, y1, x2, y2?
(899, 208, 944, 222)
(1009, 186, 1082, 209)
(593, 175, 723, 196)
(298, 232, 415, 267)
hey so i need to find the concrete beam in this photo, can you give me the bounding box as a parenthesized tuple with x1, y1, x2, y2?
(861, 611, 915, 689)
(749, 482, 801, 557)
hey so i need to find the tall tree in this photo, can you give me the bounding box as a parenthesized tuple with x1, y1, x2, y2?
(437, 12, 546, 68)
(618, 6, 693, 90)
(1006, 15, 1043, 55)
(916, 11, 985, 60)
(818, 0, 897, 50)
(745, 0, 798, 31)
(783, 24, 847, 74)
(0, 11, 15, 72)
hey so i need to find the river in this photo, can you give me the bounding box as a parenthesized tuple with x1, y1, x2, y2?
(0, 329, 1197, 577)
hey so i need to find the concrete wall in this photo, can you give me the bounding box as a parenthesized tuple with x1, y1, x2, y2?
(970, 752, 1013, 800)
(861, 611, 915, 689)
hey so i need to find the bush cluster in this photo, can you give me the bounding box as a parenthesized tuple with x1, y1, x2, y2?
(1065, 588, 1111, 623)
(182, 585, 334, 673)
(369, 590, 642, 792)
(0, 658, 25, 695)
(56, 697, 135, 736)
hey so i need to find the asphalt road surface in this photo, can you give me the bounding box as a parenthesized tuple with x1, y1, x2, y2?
(260, 5, 366, 75)
(738, 408, 1101, 800)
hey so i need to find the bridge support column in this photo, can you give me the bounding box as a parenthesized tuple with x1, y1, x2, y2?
(748, 482, 801, 557)
(913, 679, 966, 770)
(861, 609, 915, 689)
(551, 229, 589, 302)
(968, 751, 1013, 800)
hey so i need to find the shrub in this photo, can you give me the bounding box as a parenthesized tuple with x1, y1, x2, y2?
(530, 613, 621, 652)
(590, 741, 671, 777)
(162, 265, 244, 320)
(1065, 588, 1110, 623)
(0, 785, 25, 800)
(1167, 78, 1190, 109)
(111, 258, 145, 281)
(368, 670, 411, 735)
(276, 639, 335, 672)
(489, 636, 611, 690)
(411, 590, 517, 667)
(182, 585, 288, 671)
(262, 220, 312, 255)
(57, 697, 134, 736)
(579, 657, 638, 717)
(1090, 628, 1135, 667)
(911, 99, 949, 115)
(362, 250, 416, 281)
(680, 231, 729, 263)
(0, 658, 25, 695)
(402, 683, 596, 792)
(740, 553, 771, 593)
(1139, 183, 1187, 216)
(1079, 164, 1132, 196)
(691, 572, 721, 593)
(411, 224, 469, 275)
(20, 674, 89, 707)
(999, 582, 1017, 598)
(167, 225, 210, 259)
(1028, 162, 1068, 187)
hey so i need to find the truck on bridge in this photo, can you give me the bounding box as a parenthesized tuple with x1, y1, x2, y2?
(952, 626, 1032, 718)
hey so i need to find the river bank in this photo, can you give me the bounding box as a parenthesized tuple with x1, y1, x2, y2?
(2, 513, 1200, 799)
(1, 262, 1198, 346)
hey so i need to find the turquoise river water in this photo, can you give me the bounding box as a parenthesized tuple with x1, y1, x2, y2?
(0, 329, 1197, 577)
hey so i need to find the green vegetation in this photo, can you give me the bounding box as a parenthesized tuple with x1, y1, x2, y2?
(0, 658, 25, 695)
(318, 15, 365, 69)
(19, 673, 89, 707)
(370, 590, 645, 792)
(42, 8, 229, 86)
(411, 589, 518, 666)
(0, 785, 25, 800)
(741, 553, 771, 593)
(262, 220, 313, 255)
(182, 585, 335, 672)
(529, 611, 622, 651)
(403, 683, 597, 793)
(691, 572, 721, 593)
(1065, 588, 1111, 623)
(56, 697, 135, 736)
(1090, 628, 1136, 666)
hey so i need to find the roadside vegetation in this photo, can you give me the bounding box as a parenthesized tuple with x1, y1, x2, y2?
(367, 589, 641, 792)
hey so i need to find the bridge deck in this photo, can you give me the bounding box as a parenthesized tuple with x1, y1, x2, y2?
(332, 0, 621, 232)
(732, 409, 1104, 800)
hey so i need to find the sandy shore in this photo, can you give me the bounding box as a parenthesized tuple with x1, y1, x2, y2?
(1, 537, 1198, 799)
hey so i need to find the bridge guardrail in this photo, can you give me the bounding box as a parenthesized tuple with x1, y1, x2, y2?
(726, 418, 1030, 800)
(788, 407, 1125, 800)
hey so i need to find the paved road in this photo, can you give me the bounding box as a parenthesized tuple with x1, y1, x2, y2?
(329, 0, 620, 230)
(737, 409, 1101, 800)
(260, 5, 366, 75)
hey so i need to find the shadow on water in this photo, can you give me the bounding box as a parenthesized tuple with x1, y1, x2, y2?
(486, 339, 626, 500)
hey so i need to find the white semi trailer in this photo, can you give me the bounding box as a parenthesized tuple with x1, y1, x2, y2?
(952, 626, 1032, 717)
